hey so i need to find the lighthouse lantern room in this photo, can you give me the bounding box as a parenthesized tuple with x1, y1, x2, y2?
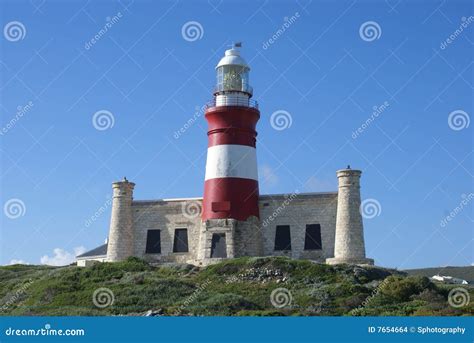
(214, 43, 253, 107)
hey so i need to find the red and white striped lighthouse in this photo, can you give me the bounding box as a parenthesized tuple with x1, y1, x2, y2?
(202, 43, 260, 222)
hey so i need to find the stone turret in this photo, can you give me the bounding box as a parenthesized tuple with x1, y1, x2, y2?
(106, 177, 135, 262)
(326, 167, 374, 265)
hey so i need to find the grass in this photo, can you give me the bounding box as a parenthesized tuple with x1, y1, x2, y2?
(0, 257, 472, 316)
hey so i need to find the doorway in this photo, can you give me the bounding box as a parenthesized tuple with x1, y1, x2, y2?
(211, 233, 227, 258)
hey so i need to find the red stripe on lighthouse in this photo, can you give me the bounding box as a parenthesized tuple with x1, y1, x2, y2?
(206, 106, 260, 148)
(202, 178, 259, 221)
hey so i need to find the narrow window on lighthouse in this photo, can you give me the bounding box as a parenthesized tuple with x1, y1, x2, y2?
(304, 224, 322, 250)
(274, 225, 291, 251)
(173, 228, 189, 253)
(145, 229, 161, 254)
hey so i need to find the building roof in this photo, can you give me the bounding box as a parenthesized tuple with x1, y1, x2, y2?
(132, 191, 338, 205)
(259, 192, 338, 199)
(76, 243, 107, 259)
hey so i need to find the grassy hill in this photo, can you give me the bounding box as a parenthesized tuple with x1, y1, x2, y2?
(0, 257, 472, 316)
(404, 266, 474, 283)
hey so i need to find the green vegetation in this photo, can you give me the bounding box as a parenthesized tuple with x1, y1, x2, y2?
(404, 266, 474, 283)
(0, 257, 472, 316)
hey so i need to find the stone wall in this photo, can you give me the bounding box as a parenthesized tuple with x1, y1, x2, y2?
(131, 199, 202, 264)
(77, 256, 106, 267)
(259, 192, 338, 262)
(127, 192, 338, 264)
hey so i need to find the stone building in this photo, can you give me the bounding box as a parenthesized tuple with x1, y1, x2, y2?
(77, 44, 374, 267)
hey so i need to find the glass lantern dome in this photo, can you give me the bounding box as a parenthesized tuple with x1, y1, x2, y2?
(214, 44, 253, 96)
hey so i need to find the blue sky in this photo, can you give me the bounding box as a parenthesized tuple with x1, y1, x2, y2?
(0, 0, 472, 269)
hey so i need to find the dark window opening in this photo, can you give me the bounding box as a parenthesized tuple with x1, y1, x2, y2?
(274, 225, 291, 251)
(145, 230, 161, 254)
(173, 228, 189, 253)
(211, 233, 227, 258)
(304, 224, 322, 250)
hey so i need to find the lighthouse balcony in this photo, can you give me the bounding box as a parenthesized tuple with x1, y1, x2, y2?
(205, 97, 258, 109)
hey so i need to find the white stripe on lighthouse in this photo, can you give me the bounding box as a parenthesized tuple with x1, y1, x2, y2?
(205, 145, 258, 181)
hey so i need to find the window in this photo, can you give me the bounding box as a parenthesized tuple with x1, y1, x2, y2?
(274, 225, 291, 251)
(173, 228, 189, 253)
(217, 65, 249, 92)
(211, 233, 227, 258)
(304, 224, 322, 250)
(145, 230, 161, 254)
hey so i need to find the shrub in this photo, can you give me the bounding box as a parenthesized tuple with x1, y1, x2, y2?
(379, 276, 432, 302)
(195, 293, 260, 315)
(236, 309, 285, 316)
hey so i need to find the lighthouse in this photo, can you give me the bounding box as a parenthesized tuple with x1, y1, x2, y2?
(79, 43, 374, 267)
(202, 43, 260, 222)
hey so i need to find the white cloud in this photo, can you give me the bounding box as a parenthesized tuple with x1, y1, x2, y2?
(260, 164, 278, 187)
(8, 259, 29, 265)
(40, 246, 86, 266)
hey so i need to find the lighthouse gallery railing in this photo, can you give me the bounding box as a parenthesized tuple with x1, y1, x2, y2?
(205, 98, 259, 109)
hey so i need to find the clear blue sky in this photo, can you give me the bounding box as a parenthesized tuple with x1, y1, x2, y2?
(1, 0, 472, 269)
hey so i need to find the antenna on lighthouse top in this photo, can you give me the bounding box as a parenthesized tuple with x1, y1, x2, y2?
(234, 42, 242, 48)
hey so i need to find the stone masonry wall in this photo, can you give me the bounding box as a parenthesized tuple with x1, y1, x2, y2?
(259, 192, 338, 262)
(127, 192, 338, 264)
(132, 199, 202, 264)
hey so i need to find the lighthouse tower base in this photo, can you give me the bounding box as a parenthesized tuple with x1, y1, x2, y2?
(196, 217, 263, 265)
